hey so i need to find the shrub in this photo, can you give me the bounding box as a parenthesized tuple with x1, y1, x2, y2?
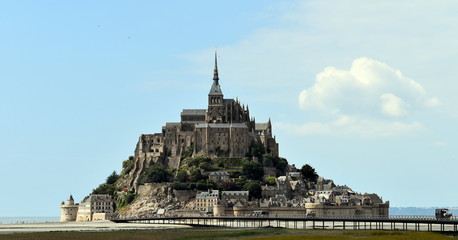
(181, 147, 193, 159)
(176, 170, 189, 182)
(222, 182, 240, 191)
(195, 180, 208, 190)
(117, 191, 136, 208)
(242, 161, 264, 181)
(122, 156, 134, 175)
(243, 181, 262, 200)
(214, 158, 245, 169)
(195, 180, 217, 191)
(139, 164, 172, 184)
(246, 141, 266, 159)
(262, 157, 274, 167)
(199, 161, 214, 171)
(228, 170, 242, 178)
(301, 164, 319, 183)
(172, 182, 190, 190)
(185, 156, 212, 168)
(92, 183, 116, 196)
(189, 167, 205, 182)
(265, 177, 276, 185)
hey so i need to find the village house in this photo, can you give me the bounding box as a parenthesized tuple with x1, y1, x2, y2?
(209, 171, 230, 184)
(195, 189, 219, 212)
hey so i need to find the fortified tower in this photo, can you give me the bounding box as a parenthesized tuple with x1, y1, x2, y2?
(60, 194, 78, 222)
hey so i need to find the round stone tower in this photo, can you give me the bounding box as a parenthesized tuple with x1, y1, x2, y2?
(60, 195, 78, 222)
(233, 202, 246, 216)
(213, 200, 225, 216)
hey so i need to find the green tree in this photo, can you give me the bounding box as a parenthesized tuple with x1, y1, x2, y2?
(199, 161, 213, 171)
(195, 180, 209, 190)
(172, 182, 190, 190)
(301, 164, 319, 183)
(262, 156, 274, 167)
(176, 169, 189, 182)
(222, 182, 239, 191)
(185, 156, 212, 168)
(274, 157, 288, 175)
(106, 171, 119, 185)
(139, 164, 171, 184)
(189, 168, 205, 182)
(243, 181, 262, 200)
(92, 183, 116, 196)
(205, 179, 217, 190)
(228, 170, 242, 178)
(246, 141, 266, 159)
(242, 161, 264, 180)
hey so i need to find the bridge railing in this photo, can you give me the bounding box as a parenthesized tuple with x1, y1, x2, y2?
(112, 214, 457, 222)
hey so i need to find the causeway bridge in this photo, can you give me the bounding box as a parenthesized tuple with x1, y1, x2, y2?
(112, 215, 458, 232)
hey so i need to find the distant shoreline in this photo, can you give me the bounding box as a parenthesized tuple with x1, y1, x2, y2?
(0, 217, 59, 225)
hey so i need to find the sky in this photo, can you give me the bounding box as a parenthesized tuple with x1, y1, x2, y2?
(1, 1, 457, 217)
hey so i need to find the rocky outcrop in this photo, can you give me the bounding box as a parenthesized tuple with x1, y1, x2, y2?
(116, 183, 188, 218)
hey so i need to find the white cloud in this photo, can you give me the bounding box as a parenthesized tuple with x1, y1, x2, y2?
(380, 93, 408, 117)
(295, 58, 439, 137)
(299, 58, 439, 117)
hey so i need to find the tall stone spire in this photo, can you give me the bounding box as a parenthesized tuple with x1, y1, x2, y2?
(213, 51, 219, 84)
(209, 51, 222, 95)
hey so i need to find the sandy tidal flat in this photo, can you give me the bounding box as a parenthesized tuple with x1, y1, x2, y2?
(0, 220, 191, 234)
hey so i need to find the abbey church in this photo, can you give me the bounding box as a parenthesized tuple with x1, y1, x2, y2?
(129, 54, 279, 189)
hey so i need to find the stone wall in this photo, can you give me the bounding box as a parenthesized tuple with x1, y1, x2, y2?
(92, 213, 113, 221)
(305, 202, 390, 217)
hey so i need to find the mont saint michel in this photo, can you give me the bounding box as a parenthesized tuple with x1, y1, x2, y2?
(60, 55, 389, 222)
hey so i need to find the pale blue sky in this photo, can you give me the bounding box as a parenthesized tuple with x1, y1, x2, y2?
(1, 1, 457, 217)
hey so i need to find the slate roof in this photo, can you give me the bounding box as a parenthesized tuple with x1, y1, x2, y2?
(181, 109, 206, 116)
(255, 123, 269, 130)
(209, 82, 222, 95)
(209, 171, 230, 176)
(195, 123, 248, 128)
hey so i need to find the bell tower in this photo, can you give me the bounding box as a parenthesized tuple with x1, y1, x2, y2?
(207, 52, 224, 123)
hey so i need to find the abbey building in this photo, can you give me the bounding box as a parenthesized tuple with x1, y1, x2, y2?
(129, 54, 278, 189)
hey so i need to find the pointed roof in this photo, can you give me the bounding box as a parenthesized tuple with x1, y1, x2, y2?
(234, 201, 245, 207)
(213, 51, 219, 82)
(209, 51, 223, 95)
(68, 194, 74, 201)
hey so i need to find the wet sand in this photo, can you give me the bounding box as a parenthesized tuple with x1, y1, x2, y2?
(0, 220, 191, 234)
